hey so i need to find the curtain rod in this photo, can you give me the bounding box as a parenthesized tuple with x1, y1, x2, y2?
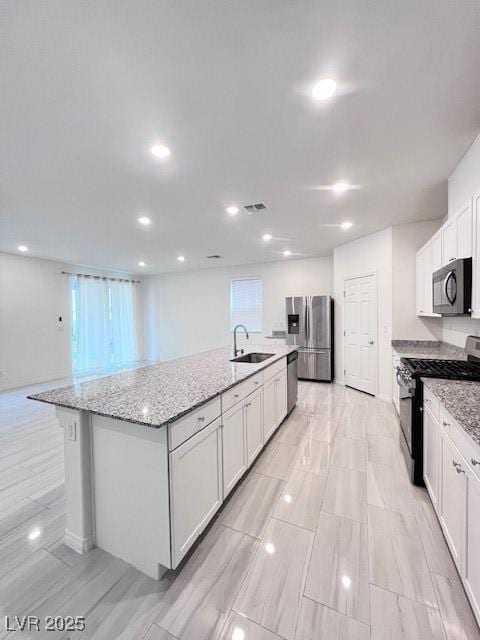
(61, 271, 140, 284)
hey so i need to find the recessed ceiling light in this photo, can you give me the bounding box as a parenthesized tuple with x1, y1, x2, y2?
(17, 244, 28, 252)
(138, 216, 151, 226)
(150, 144, 171, 159)
(332, 181, 350, 194)
(341, 221, 353, 230)
(177, 255, 185, 262)
(311, 78, 337, 100)
(226, 205, 239, 216)
(262, 233, 272, 241)
(283, 249, 291, 256)
(138, 261, 146, 267)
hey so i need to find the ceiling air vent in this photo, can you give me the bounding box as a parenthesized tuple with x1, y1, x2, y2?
(207, 254, 223, 259)
(243, 202, 267, 214)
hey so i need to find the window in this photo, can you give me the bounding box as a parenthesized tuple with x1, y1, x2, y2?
(230, 277, 263, 332)
(71, 276, 138, 373)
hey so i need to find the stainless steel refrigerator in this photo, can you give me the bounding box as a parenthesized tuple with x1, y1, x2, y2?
(285, 296, 334, 381)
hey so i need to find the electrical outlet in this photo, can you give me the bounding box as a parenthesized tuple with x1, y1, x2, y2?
(67, 421, 77, 442)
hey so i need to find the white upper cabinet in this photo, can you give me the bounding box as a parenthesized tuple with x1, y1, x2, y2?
(472, 191, 480, 318)
(416, 241, 439, 316)
(431, 229, 443, 272)
(442, 200, 472, 265)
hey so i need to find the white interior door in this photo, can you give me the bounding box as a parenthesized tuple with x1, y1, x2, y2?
(344, 274, 378, 395)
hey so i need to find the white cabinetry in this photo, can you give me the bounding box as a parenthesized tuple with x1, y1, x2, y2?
(422, 393, 480, 625)
(431, 229, 443, 272)
(392, 354, 400, 414)
(465, 466, 480, 621)
(263, 370, 287, 442)
(416, 241, 438, 316)
(169, 418, 223, 567)
(472, 191, 480, 318)
(442, 200, 472, 264)
(423, 406, 440, 510)
(245, 387, 264, 465)
(222, 402, 247, 498)
(439, 430, 466, 569)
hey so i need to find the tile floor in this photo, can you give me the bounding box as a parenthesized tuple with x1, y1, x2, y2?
(0, 378, 479, 639)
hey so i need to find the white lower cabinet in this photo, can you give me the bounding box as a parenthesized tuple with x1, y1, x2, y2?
(439, 432, 466, 569)
(222, 402, 247, 498)
(276, 370, 288, 424)
(169, 418, 223, 568)
(423, 406, 440, 511)
(465, 468, 480, 621)
(263, 376, 277, 441)
(245, 387, 264, 465)
(423, 395, 480, 625)
(392, 355, 400, 414)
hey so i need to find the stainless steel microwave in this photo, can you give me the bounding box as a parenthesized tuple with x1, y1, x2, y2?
(432, 257, 472, 316)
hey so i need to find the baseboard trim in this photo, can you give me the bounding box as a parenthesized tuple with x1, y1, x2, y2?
(65, 529, 94, 554)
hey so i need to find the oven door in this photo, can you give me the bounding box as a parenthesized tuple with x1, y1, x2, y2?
(398, 379, 412, 452)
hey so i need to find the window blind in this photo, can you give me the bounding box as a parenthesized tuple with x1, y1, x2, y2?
(230, 277, 263, 332)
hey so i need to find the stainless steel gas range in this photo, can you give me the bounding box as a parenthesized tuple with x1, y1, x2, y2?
(397, 335, 480, 486)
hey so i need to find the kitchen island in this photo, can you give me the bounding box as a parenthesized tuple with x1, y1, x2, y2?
(29, 345, 297, 579)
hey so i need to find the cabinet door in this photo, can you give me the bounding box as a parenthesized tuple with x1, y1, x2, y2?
(245, 388, 264, 466)
(263, 376, 277, 442)
(169, 419, 222, 567)
(440, 433, 466, 569)
(465, 468, 480, 623)
(222, 402, 247, 498)
(416, 250, 425, 315)
(456, 200, 472, 259)
(442, 218, 457, 265)
(392, 359, 400, 414)
(431, 229, 443, 273)
(423, 242, 434, 315)
(423, 407, 440, 511)
(275, 370, 288, 426)
(472, 191, 480, 318)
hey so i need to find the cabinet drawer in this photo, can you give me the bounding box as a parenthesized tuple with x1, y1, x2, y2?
(263, 357, 286, 383)
(440, 405, 480, 482)
(222, 372, 263, 413)
(423, 385, 440, 420)
(168, 397, 221, 451)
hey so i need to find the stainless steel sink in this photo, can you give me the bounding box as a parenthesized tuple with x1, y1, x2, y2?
(231, 352, 275, 364)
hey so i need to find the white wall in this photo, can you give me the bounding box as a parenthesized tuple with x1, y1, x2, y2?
(143, 257, 333, 361)
(0, 252, 144, 391)
(443, 133, 480, 348)
(333, 228, 393, 401)
(392, 221, 443, 341)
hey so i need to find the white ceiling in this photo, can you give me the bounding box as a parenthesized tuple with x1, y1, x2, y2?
(1, 0, 480, 274)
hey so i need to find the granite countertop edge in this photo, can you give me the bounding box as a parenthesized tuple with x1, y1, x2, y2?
(28, 345, 297, 429)
(421, 377, 480, 449)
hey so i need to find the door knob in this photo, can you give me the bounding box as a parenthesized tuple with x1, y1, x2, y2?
(368, 340, 375, 345)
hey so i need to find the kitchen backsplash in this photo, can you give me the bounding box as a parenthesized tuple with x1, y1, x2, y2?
(442, 316, 480, 348)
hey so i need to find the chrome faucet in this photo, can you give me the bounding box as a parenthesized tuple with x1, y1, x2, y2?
(233, 324, 249, 357)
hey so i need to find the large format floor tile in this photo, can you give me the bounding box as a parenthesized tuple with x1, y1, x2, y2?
(368, 505, 437, 608)
(331, 437, 367, 472)
(370, 585, 445, 640)
(154, 524, 258, 640)
(367, 460, 413, 514)
(272, 470, 326, 531)
(294, 597, 369, 640)
(295, 438, 332, 476)
(234, 518, 313, 640)
(220, 472, 284, 539)
(367, 433, 400, 465)
(218, 611, 284, 640)
(432, 573, 480, 640)
(254, 442, 298, 481)
(322, 467, 367, 523)
(305, 512, 370, 624)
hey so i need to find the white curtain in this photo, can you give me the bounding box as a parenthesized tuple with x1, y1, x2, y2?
(74, 276, 111, 372)
(110, 280, 138, 365)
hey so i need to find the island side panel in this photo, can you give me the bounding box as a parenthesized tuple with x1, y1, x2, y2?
(91, 415, 171, 579)
(56, 407, 95, 553)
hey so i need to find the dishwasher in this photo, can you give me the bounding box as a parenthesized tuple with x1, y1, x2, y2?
(287, 350, 298, 414)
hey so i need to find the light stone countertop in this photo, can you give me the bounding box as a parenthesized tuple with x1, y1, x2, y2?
(422, 378, 480, 448)
(392, 340, 466, 360)
(28, 345, 297, 428)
